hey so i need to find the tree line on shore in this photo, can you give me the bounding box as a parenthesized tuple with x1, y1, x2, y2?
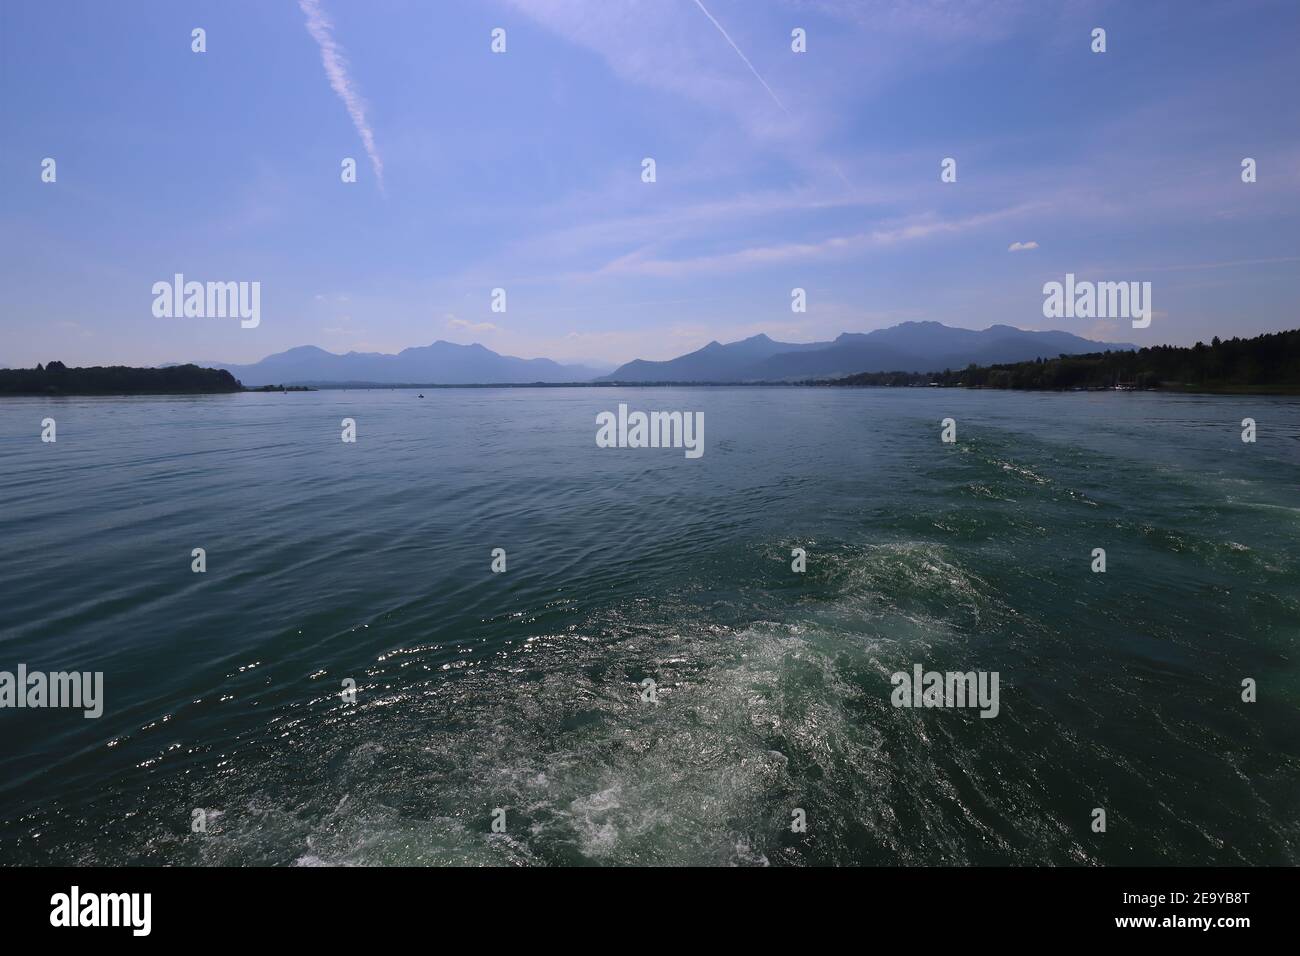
(0, 362, 242, 395)
(830, 328, 1300, 392)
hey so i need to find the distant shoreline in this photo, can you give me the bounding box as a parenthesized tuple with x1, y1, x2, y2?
(5, 328, 1298, 396)
(294, 380, 1300, 395)
(5, 379, 1297, 397)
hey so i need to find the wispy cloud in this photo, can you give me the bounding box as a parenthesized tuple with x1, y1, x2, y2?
(502, 0, 804, 144)
(1008, 240, 1039, 251)
(298, 0, 383, 189)
(447, 317, 500, 333)
(592, 205, 1038, 278)
(1138, 256, 1300, 273)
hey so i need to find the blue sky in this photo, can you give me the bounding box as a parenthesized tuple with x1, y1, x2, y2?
(2, 0, 1298, 369)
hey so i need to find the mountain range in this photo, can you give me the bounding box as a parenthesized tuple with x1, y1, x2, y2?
(183, 323, 1136, 386)
(602, 322, 1136, 382)
(185, 341, 609, 387)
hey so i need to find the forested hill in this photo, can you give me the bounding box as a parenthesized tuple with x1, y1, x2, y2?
(0, 362, 242, 395)
(831, 329, 1300, 393)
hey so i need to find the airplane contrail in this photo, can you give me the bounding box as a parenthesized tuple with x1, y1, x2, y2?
(690, 0, 852, 189)
(690, 0, 790, 115)
(298, 0, 384, 190)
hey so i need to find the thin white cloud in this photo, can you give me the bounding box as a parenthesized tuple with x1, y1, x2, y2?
(593, 205, 1038, 278)
(298, 0, 383, 188)
(1008, 240, 1039, 251)
(1139, 256, 1300, 273)
(502, 0, 803, 145)
(447, 318, 500, 333)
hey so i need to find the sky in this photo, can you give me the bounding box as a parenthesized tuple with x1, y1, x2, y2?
(1, 0, 1298, 370)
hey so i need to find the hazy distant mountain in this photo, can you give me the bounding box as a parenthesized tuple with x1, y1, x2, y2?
(603, 333, 831, 383)
(180, 323, 1136, 386)
(185, 342, 610, 386)
(601, 322, 1137, 382)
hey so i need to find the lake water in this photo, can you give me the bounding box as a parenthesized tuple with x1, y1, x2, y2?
(1, 387, 1297, 865)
